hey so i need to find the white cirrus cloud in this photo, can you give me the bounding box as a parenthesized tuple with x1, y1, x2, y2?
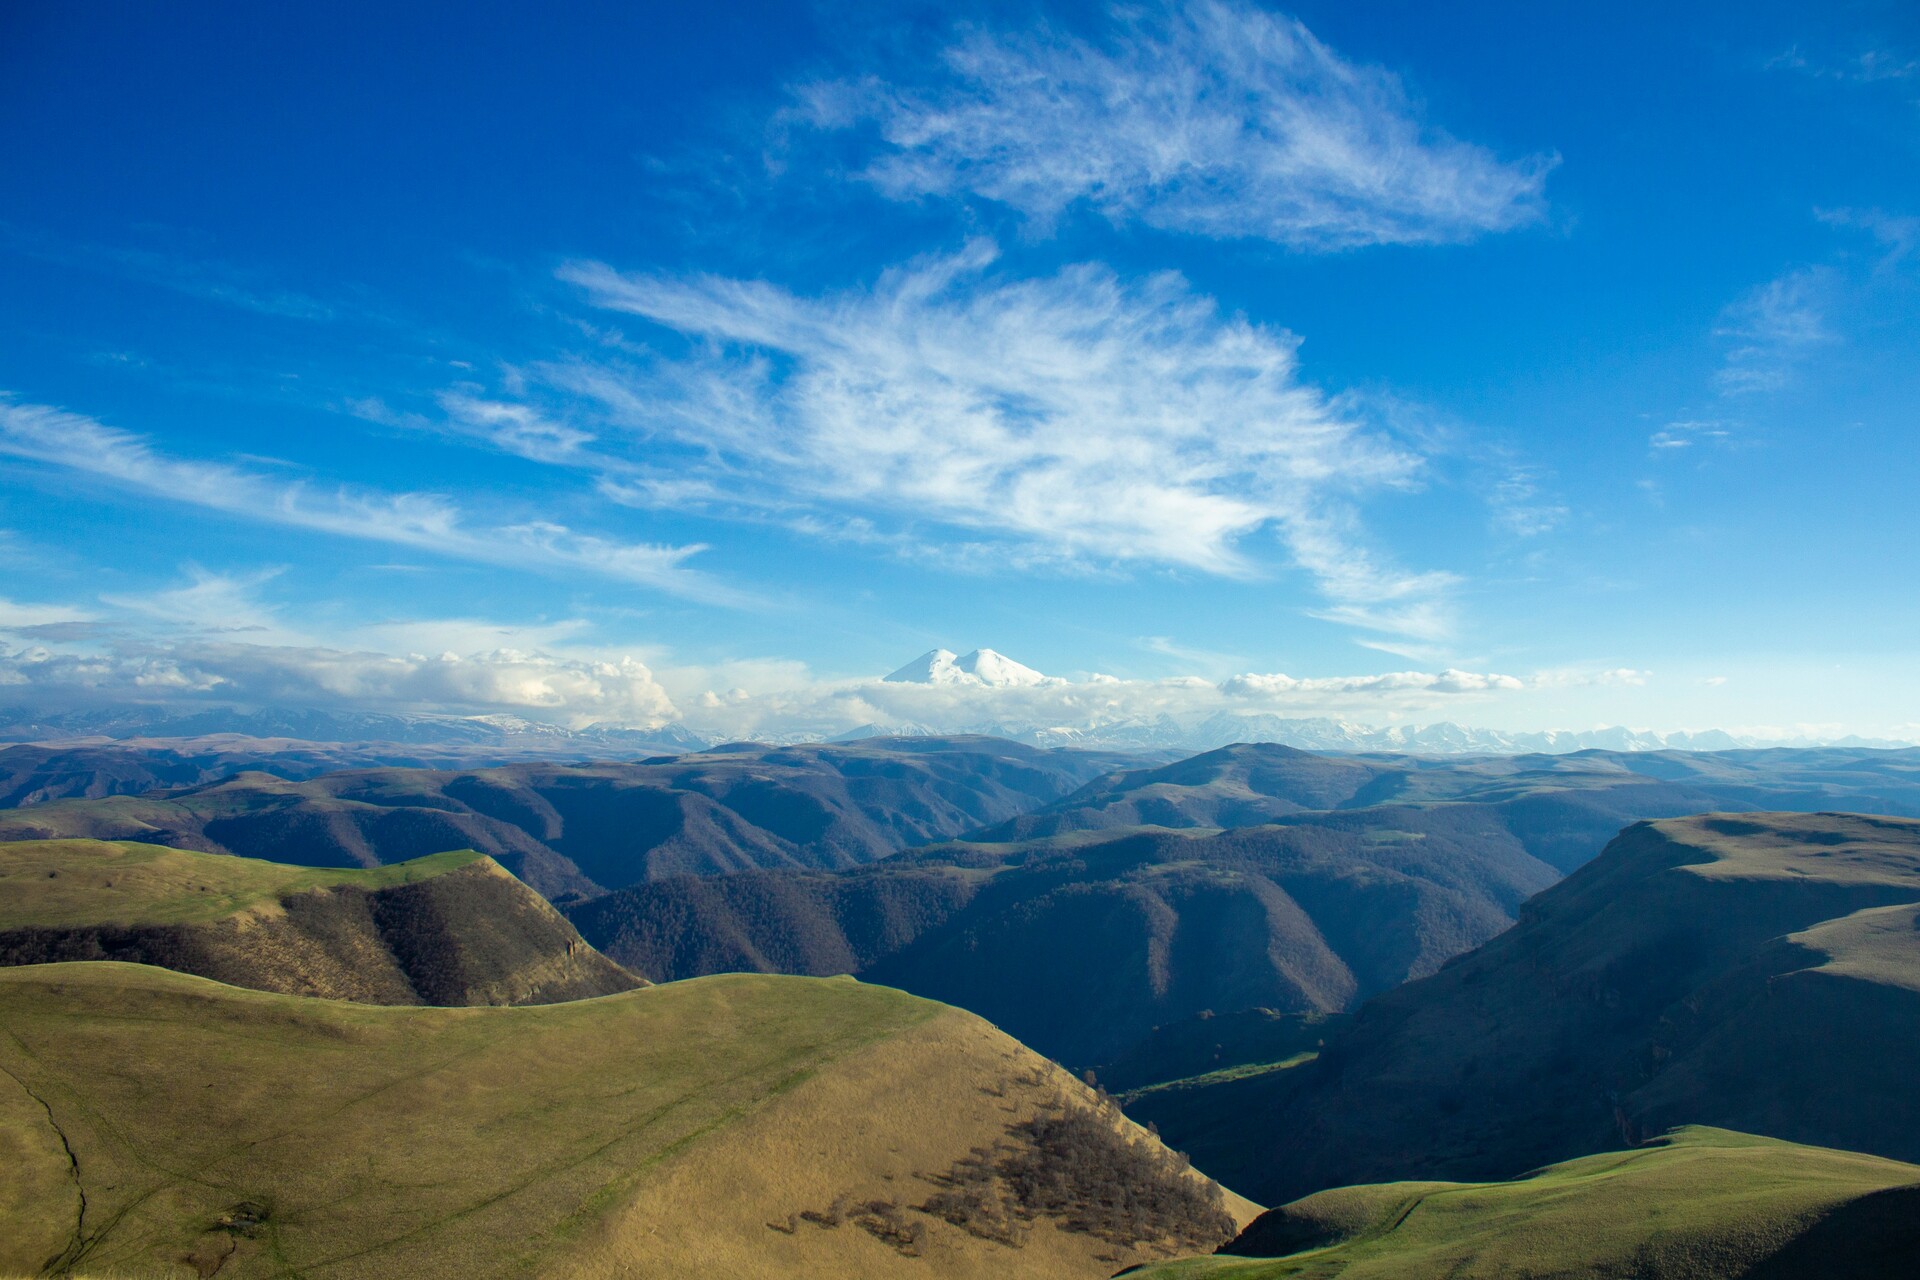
(345, 393, 597, 469)
(1648, 419, 1733, 451)
(100, 567, 295, 639)
(1486, 461, 1568, 537)
(554, 242, 1451, 637)
(1817, 206, 1920, 271)
(789, 0, 1553, 249)
(1714, 268, 1835, 394)
(0, 397, 740, 604)
(1768, 44, 1918, 85)
(435, 392, 596, 465)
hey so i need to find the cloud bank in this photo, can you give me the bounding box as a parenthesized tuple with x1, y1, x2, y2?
(0, 637, 678, 729)
(0, 593, 1883, 749)
(793, 0, 1552, 248)
(0, 590, 1556, 740)
(678, 656, 1649, 743)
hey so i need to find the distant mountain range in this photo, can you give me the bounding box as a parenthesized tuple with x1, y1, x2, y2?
(8, 696, 1907, 757)
(563, 741, 1920, 1066)
(0, 736, 1144, 902)
(1014, 713, 1768, 755)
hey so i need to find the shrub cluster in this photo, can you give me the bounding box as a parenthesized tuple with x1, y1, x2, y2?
(784, 1195, 929, 1256)
(918, 1100, 1236, 1252)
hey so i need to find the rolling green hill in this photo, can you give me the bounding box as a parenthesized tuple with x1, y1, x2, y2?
(571, 821, 1555, 1066)
(1126, 1127, 1920, 1280)
(0, 963, 1253, 1279)
(1143, 812, 1920, 1206)
(0, 737, 1141, 900)
(0, 839, 641, 1005)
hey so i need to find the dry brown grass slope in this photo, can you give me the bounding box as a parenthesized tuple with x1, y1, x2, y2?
(0, 839, 641, 1005)
(0, 964, 1254, 1280)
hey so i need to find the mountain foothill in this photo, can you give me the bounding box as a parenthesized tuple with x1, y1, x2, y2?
(0, 736, 1148, 903)
(3, 731, 1920, 1276)
(1121, 809, 1920, 1277)
(1162, 811, 1920, 1205)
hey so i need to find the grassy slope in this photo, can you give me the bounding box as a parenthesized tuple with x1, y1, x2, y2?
(1157, 812, 1920, 1207)
(1129, 1127, 1920, 1280)
(0, 839, 484, 928)
(0, 839, 642, 1007)
(0, 963, 1252, 1280)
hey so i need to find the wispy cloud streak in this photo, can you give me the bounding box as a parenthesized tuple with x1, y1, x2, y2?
(0, 398, 738, 603)
(1769, 44, 1918, 85)
(556, 243, 1452, 637)
(791, 0, 1553, 249)
(1714, 268, 1834, 394)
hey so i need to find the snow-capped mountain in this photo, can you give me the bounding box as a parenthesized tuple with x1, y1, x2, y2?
(883, 648, 1055, 688)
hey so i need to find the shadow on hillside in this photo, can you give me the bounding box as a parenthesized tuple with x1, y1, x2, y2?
(1747, 1184, 1920, 1278)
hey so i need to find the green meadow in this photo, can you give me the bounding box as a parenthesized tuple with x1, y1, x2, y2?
(1125, 1127, 1920, 1279)
(0, 839, 485, 929)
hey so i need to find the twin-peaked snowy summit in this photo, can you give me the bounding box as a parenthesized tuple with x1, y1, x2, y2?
(883, 647, 1056, 688)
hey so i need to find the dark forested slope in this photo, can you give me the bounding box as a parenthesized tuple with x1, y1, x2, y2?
(573, 819, 1558, 1065)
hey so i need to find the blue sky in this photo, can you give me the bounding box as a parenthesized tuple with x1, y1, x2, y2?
(1, 0, 1916, 740)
